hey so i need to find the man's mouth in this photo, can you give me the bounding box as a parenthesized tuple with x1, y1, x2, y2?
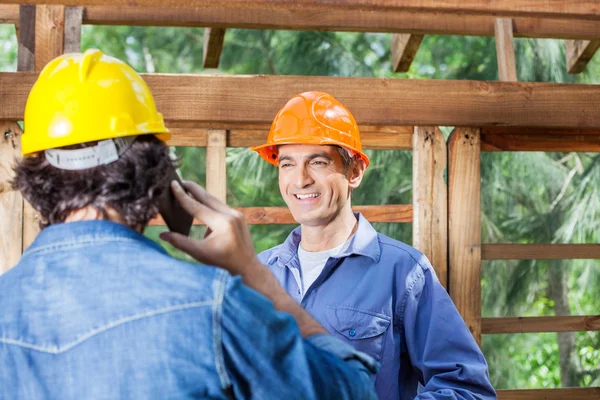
(294, 193, 321, 200)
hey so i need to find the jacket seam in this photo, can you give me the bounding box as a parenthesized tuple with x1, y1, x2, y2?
(0, 301, 212, 354)
(212, 269, 232, 391)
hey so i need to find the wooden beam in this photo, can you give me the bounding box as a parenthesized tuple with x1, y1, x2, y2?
(0, 5, 19, 24)
(206, 130, 227, 203)
(149, 204, 413, 225)
(566, 39, 600, 74)
(0, 122, 23, 274)
(34, 5, 64, 73)
(63, 6, 82, 53)
(483, 315, 600, 334)
(412, 127, 447, 288)
(9, 1, 600, 22)
(203, 27, 225, 69)
(81, 6, 600, 41)
(482, 244, 600, 260)
(497, 388, 600, 400)
(17, 6, 35, 72)
(494, 18, 517, 82)
(482, 134, 600, 152)
(391, 33, 423, 73)
(3, 73, 600, 129)
(167, 127, 413, 149)
(448, 127, 481, 344)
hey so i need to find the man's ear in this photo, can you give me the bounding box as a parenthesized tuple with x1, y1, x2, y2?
(348, 158, 366, 189)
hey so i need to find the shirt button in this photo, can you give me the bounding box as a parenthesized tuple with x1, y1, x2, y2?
(349, 329, 356, 337)
(297, 289, 301, 294)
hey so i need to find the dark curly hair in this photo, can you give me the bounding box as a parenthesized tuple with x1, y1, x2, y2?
(12, 135, 175, 230)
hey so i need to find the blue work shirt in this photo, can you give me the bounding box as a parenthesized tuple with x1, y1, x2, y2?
(259, 213, 496, 400)
(0, 220, 378, 399)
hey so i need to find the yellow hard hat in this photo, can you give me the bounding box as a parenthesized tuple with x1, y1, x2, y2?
(21, 49, 170, 155)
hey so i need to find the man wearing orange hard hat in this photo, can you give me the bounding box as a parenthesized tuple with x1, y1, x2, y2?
(253, 91, 496, 400)
(0, 51, 379, 399)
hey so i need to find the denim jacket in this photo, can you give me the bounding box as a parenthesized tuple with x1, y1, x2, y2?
(0, 220, 377, 399)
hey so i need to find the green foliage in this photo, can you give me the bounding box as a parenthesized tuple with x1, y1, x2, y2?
(1, 21, 599, 390)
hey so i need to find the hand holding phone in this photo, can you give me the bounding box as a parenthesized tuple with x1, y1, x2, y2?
(157, 165, 194, 236)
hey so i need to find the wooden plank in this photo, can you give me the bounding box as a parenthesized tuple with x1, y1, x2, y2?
(497, 388, 600, 400)
(482, 244, 600, 260)
(0, 5, 19, 24)
(149, 204, 413, 225)
(3, 73, 600, 129)
(17, 5, 35, 72)
(63, 6, 82, 53)
(448, 127, 481, 344)
(203, 27, 225, 69)
(82, 6, 600, 40)
(206, 130, 227, 203)
(494, 18, 517, 82)
(34, 5, 64, 73)
(566, 39, 600, 74)
(391, 33, 423, 73)
(0, 122, 23, 274)
(167, 127, 413, 149)
(483, 315, 600, 334)
(10, 1, 600, 21)
(412, 126, 447, 288)
(481, 131, 600, 152)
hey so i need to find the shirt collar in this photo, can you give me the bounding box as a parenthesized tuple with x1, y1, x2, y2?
(23, 220, 168, 257)
(272, 212, 381, 266)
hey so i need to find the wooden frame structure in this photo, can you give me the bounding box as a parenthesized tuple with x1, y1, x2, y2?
(1, 2, 599, 399)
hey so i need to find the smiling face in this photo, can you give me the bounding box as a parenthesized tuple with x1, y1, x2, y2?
(278, 144, 364, 227)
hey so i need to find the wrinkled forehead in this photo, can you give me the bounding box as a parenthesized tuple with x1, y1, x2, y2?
(277, 144, 347, 159)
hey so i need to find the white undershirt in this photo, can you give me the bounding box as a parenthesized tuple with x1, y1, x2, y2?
(297, 239, 350, 297)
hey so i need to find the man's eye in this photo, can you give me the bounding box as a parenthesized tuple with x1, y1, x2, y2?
(280, 163, 292, 168)
(312, 160, 328, 165)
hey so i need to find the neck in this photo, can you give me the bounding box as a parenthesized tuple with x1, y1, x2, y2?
(64, 206, 139, 231)
(300, 207, 357, 252)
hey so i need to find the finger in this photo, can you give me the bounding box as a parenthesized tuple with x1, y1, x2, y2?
(170, 181, 222, 228)
(181, 180, 233, 215)
(159, 231, 213, 266)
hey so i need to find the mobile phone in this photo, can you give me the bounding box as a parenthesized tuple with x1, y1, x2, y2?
(157, 165, 194, 236)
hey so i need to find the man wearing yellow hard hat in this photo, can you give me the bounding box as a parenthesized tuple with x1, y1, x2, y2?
(0, 50, 379, 399)
(253, 92, 496, 400)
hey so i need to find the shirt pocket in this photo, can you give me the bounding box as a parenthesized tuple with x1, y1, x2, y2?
(325, 306, 391, 362)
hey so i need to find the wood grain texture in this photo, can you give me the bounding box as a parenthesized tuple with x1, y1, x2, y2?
(8, 1, 600, 21)
(149, 204, 413, 225)
(3, 73, 600, 129)
(63, 6, 82, 53)
(203, 27, 225, 69)
(448, 127, 481, 344)
(17, 5, 35, 72)
(482, 244, 600, 260)
(566, 39, 600, 74)
(206, 130, 227, 203)
(0, 122, 23, 274)
(81, 5, 600, 40)
(497, 388, 600, 400)
(412, 127, 447, 288)
(494, 18, 517, 82)
(391, 33, 423, 72)
(483, 315, 600, 334)
(34, 5, 64, 73)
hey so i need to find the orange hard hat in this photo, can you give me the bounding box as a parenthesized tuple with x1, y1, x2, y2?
(251, 91, 370, 167)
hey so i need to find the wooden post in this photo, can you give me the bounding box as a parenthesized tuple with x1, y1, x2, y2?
(206, 130, 227, 203)
(0, 123, 24, 274)
(448, 127, 482, 344)
(35, 5, 65, 72)
(412, 126, 448, 288)
(566, 40, 600, 74)
(494, 18, 517, 82)
(64, 6, 83, 53)
(391, 33, 423, 73)
(203, 27, 226, 69)
(17, 5, 35, 72)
